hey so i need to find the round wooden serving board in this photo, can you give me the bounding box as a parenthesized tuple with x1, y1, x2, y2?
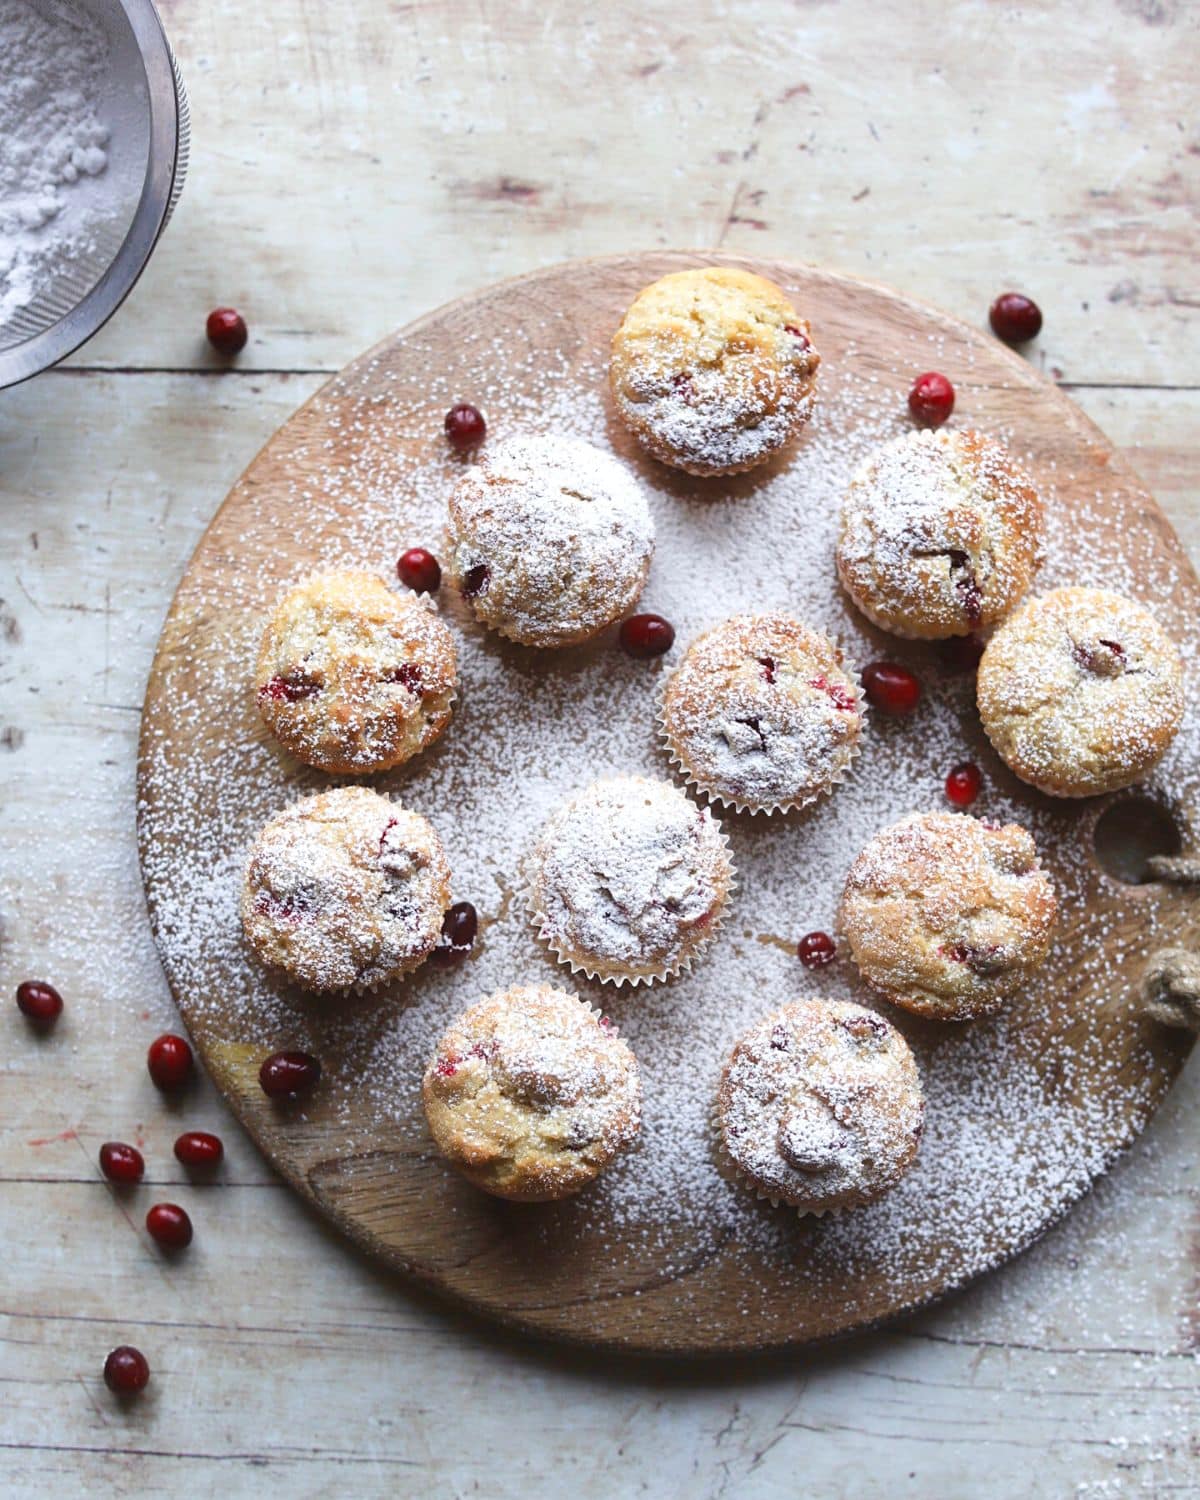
(137, 253, 1199, 1356)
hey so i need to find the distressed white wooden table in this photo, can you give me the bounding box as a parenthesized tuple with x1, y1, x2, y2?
(1, 2, 1197, 1494)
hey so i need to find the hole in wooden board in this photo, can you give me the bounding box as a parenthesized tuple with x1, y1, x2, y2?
(1092, 795, 1183, 885)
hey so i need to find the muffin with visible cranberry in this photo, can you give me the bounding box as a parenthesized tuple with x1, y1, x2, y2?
(837, 428, 1043, 639)
(445, 434, 654, 648)
(241, 787, 451, 992)
(716, 997, 924, 1214)
(609, 266, 820, 476)
(526, 776, 733, 986)
(422, 985, 642, 1201)
(660, 613, 864, 814)
(840, 811, 1057, 1022)
(255, 570, 457, 775)
(977, 586, 1184, 798)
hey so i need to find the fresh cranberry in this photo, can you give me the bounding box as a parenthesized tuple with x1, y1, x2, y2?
(619, 614, 675, 659)
(147, 1034, 193, 1090)
(798, 931, 837, 969)
(99, 1142, 145, 1184)
(16, 979, 63, 1027)
(861, 661, 922, 716)
(396, 547, 441, 594)
(104, 1346, 150, 1395)
(989, 293, 1043, 344)
(809, 676, 857, 711)
(258, 673, 320, 704)
(384, 663, 424, 695)
(783, 324, 811, 350)
(939, 634, 986, 674)
(945, 761, 983, 807)
(908, 372, 955, 427)
(146, 1202, 193, 1250)
(173, 1131, 224, 1168)
(206, 307, 248, 356)
(429, 901, 478, 967)
(259, 1050, 321, 1099)
(444, 403, 486, 450)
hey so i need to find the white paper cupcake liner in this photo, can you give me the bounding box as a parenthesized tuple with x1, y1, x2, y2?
(658, 640, 869, 817)
(523, 814, 737, 988)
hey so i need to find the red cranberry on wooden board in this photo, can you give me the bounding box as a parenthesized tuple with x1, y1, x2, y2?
(797, 931, 837, 969)
(99, 1142, 145, 1184)
(147, 1034, 194, 1090)
(945, 761, 983, 807)
(205, 307, 248, 355)
(173, 1131, 224, 1168)
(907, 371, 955, 427)
(396, 547, 442, 594)
(429, 901, 479, 967)
(104, 1345, 150, 1395)
(16, 979, 63, 1027)
(989, 292, 1043, 344)
(861, 661, 922, 716)
(146, 1202, 193, 1250)
(619, 614, 675, 659)
(259, 1050, 321, 1099)
(444, 402, 486, 450)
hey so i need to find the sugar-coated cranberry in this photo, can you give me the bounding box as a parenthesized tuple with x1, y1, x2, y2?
(99, 1142, 145, 1185)
(259, 1050, 321, 1099)
(258, 672, 321, 704)
(945, 761, 983, 807)
(619, 614, 675, 659)
(173, 1131, 224, 1168)
(758, 655, 778, 684)
(104, 1345, 150, 1395)
(206, 307, 248, 356)
(989, 293, 1043, 344)
(147, 1034, 193, 1090)
(429, 901, 478, 967)
(434, 1054, 459, 1078)
(444, 403, 486, 450)
(939, 634, 986, 674)
(146, 1202, 193, 1250)
(861, 661, 922, 716)
(462, 563, 490, 597)
(908, 371, 955, 427)
(783, 324, 811, 350)
(396, 547, 441, 594)
(797, 931, 837, 969)
(385, 662, 424, 696)
(16, 979, 63, 1027)
(809, 676, 857, 711)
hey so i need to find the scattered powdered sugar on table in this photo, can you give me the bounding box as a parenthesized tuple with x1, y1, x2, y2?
(137, 294, 1200, 1332)
(0, 0, 115, 334)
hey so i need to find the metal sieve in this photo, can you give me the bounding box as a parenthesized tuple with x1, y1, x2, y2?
(0, 0, 188, 390)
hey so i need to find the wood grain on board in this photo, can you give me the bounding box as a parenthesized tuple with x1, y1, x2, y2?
(136, 252, 1198, 1356)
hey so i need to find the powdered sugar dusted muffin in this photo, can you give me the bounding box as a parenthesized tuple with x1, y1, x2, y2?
(526, 775, 733, 986)
(445, 434, 654, 648)
(836, 428, 1043, 639)
(840, 811, 1057, 1022)
(255, 570, 457, 775)
(421, 985, 642, 1201)
(716, 998, 923, 1214)
(661, 613, 864, 814)
(609, 267, 820, 476)
(977, 586, 1184, 798)
(241, 787, 451, 992)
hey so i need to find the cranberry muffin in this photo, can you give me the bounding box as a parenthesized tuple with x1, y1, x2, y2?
(837, 428, 1043, 639)
(445, 434, 654, 648)
(526, 776, 733, 986)
(241, 787, 451, 992)
(840, 811, 1057, 1022)
(422, 986, 642, 1201)
(255, 570, 457, 775)
(609, 266, 820, 476)
(977, 586, 1185, 797)
(716, 998, 924, 1214)
(661, 613, 864, 813)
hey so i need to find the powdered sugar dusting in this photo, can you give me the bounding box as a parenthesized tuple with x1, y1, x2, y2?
(137, 277, 1200, 1341)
